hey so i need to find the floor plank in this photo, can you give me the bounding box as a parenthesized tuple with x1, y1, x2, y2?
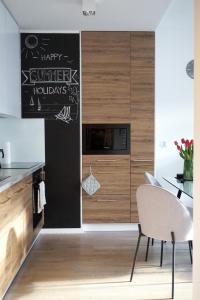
(5, 232, 192, 300)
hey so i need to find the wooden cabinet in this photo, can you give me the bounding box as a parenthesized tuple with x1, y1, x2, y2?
(82, 31, 155, 223)
(130, 32, 155, 222)
(0, 211, 24, 297)
(82, 32, 131, 123)
(0, 175, 42, 299)
(130, 32, 155, 161)
(82, 155, 131, 223)
(130, 160, 154, 223)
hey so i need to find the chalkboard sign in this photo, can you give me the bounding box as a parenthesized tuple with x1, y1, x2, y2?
(21, 33, 80, 123)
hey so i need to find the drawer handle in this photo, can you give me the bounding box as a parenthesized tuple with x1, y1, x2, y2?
(133, 159, 153, 162)
(97, 199, 117, 202)
(96, 160, 117, 162)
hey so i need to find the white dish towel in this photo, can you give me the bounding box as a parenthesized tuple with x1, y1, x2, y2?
(38, 181, 46, 213)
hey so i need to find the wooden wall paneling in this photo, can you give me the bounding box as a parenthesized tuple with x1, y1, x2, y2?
(130, 160, 154, 223)
(82, 31, 131, 123)
(130, 32, 155, 161)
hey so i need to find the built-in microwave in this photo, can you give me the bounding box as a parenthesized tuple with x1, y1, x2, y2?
(82, 124, 130, 155)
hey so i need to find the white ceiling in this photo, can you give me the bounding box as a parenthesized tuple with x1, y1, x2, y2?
(3, 0, 173, 31)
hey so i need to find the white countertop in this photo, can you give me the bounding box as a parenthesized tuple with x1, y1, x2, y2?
(0, 162, 45, 193)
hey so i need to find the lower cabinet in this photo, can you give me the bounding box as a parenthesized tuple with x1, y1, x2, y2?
(0, 175, 43, 299)
(130, 160, 154, 223)
(82, 155, 131, 223)
(0, 212, 24, 297)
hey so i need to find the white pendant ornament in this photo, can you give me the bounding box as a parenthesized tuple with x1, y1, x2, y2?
(81, 166, 100, 196)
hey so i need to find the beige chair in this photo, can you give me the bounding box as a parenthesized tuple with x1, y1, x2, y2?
(144, 172, 163, 263)
(144, 171, 161, 187)
(130, 184, 193, 299)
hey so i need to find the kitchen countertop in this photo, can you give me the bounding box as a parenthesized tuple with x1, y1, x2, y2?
(0, 162, 45, 193)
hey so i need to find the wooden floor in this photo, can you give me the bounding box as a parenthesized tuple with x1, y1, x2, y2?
(5, 232, 192, 300)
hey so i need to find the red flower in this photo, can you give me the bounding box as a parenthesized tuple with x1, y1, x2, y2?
(177, 145, 181, 151)
(185, 140, 190, 147)
(190, 139, 194, 145)
(181, 138, 185, 144)
(174, 141, 178, 146)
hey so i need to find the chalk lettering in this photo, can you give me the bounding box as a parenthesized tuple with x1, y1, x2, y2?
(33, 86, 68, 95)
(41, 53, 63, 61)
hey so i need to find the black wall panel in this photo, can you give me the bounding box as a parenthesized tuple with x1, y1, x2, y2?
(21, 33, 80, 228)
(44, 120, 80, 228)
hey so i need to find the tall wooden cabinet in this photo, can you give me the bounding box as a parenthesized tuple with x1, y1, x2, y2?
(130, 32, 155, 222)
(82, 31, 155, 223)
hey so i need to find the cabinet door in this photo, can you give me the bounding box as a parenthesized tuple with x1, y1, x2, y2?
(83, 194, 130, 223)
(0, 212, 24, 298)
(130, 32, 155, 161)
(82, 155, 130, 196)
(130, 160, 154, 222)
(0, 176, 32, 229)
(82, 155, 131, 223)
(82, 32, 131, 123)
(0, 176, 32, 298)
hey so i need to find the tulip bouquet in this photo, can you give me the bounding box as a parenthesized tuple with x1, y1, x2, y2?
(174, 138, 193, 160)
(174, 138, 193, 180)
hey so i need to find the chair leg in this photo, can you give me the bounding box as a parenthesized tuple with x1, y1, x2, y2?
(151, 238, 154, 246)
(145, 237, 150, 261)
(190, 240, 193, 249)
(188, 241, 193, 264)
(171, 232, 175, 299)
(130, 224, 142, 282)
(160, 240, 164, 267)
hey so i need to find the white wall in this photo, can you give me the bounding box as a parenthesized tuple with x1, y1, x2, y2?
(155, 0, 194, 184)
(0, 118, 45, 162)
(193, 1, 200, 298)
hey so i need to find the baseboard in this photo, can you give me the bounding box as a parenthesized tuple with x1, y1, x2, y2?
(40, 224, 138, 233)
(82, 223, 138, 231)
(40, 228, 84, 234)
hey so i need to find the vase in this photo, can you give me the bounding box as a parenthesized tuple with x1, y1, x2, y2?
(183, 160, 193, 181)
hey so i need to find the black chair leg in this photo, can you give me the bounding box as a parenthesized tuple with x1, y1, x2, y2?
(188, 241, 193, 264)
(160, 240, 164, 267)
(171, 232, 175, 299)
(145, 237, 150, 261)
(130, 224, 142, 282)
(151, 238, 154, 246)
(190, 240, 193, 249)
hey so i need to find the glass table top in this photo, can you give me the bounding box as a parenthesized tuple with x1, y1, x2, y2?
(163, 177, 193, 198)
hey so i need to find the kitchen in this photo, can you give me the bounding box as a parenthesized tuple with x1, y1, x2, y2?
(0, 0, 199, 299)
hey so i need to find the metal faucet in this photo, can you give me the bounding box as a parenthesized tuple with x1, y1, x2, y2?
(0, 149, 4, 168)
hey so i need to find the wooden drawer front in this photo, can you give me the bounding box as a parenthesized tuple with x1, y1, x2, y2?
(0, 176, 32, 230)
(83, 155, 130, 168)
(83, 166, 130, 195)
(130, 160, 154, 223)
(0, 212, 24, 298)
(83, 195, 130, 223)
(83, 156, 130, 196)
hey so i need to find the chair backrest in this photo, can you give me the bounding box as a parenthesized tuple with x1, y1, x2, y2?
(144, 172, 161, 186)
(136, 184, 193, 242)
